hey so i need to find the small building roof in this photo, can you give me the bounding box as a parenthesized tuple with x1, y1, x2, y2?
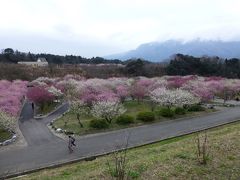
(37, 57, 47, 62)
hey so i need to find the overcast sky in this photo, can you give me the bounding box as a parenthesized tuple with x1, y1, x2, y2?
(1, 0, 240, 57)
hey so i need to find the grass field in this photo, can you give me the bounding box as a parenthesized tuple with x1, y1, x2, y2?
(15, 121, 240, 179)
(0, 128, 12, 142)
(53, 100, 213, 135)
(36, 102, 61, 116)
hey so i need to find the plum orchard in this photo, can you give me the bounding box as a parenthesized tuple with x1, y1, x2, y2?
(0, 80, 28, 133)
(26, 75, 240, 126)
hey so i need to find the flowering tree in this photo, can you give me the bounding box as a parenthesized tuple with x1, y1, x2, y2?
(181, 80, 213, 102)
(115, 85, 129, 102)
(70, 100, 88, 128)
(0, 110, 16, 133)
(130, 79, 154, 103)
(63, 79, 79, 101)
(33, 77, 57, 86)
(27, 86, 55, 111)
(63, 74, 85, 81)
(27, 86, 55, 104)
(166, 76, 193, 89)
(0, 80, 11, 90)
(48, 86, 63, 97)
(206, 80, 224, 94)
(96, 91, 118, 102)
(80, 86, 99, 107)
(193, 87, 214, 102)
(47, 86, 63, 102)
(0, 80, 28, 116)
(150, 87, 200, 107)
(91, 100, 126, 123)
(218, 81, 240, 102)
(130, 84, 147, 103)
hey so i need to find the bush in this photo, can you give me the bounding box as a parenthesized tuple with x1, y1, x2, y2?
(116, 115, 134, 125)
(65, 131, 74, 135)
(158, 107, 175, 117)
(175, 107, 186, 115)
(137, 111, 155, 122)
(188, 104, 205, 112)
(89, 119, 109, 129)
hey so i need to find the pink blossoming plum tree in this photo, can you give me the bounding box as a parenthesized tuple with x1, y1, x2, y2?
(0, 80, 28, 135)
(115, 85, 129, 102)
(27, 86, 54, 104)
(27, 86, 55, 111)
(0, 80, 28, 116)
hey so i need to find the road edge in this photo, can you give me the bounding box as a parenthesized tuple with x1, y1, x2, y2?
(3, 119, 240, 180)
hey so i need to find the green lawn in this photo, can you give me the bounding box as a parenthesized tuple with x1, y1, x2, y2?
(124, 100, 152, 117)
(53, 100, 213, 136)
(0, 128, 12, 142)
(36, 102, 61, 116)
(16, 121, 240, 180)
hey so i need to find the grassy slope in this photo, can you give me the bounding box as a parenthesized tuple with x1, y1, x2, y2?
(0, 128, 12, 142)
(15, 122, 240, 180)
(36, 102, 61, 116)
(53, 101, 211, 135)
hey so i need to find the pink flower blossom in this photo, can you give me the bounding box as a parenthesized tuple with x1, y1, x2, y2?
(27, 86, 54, 104)
(0, 80, 28, 116)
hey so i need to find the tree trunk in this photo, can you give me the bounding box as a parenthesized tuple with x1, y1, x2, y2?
(150, 102, 155, 112)
(77, 113, 83, 128)
(106, 118, 112, 124)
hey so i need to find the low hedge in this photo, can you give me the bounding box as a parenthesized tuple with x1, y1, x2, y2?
(116, 115, 134, 125)
(158, 107, 175, 117)
(188, 104, 205, 112)
(89, 119, 109, 129)
(137, 111, 155, 122)
(175, 107, 186, 115)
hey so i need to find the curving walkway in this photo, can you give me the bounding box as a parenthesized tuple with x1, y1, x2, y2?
(0, 102, 240, 178)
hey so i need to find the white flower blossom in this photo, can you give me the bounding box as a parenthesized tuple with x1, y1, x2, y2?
(70, 100, 88, 115)
(48, 86, 63, 97)
(0, 110, 16, 133)
(91, 100, 126, 123)
(150, 87, 200, 107)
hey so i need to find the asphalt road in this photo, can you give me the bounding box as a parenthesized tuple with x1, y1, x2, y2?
(0, 102, 240, 178)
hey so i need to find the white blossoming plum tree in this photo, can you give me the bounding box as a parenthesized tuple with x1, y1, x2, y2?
(91, 100, 126, 124)
(70, 100, 88, 128)
(150, 87, 200, 108)
(0, 110, 16, 133)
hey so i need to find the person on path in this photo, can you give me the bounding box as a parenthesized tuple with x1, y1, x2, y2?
(68, 135, 76, 153)
(31, 102, 34, 111)
(70, 135, 76, 146)
(68, 135, 73, 153)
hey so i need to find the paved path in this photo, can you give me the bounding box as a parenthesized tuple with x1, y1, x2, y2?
(0, 102, 240, 178)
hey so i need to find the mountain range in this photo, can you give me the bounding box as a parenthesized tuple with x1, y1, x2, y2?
(105, 40, 240, 62)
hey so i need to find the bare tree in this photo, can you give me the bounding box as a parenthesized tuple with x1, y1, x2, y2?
(195, 131, 210, 165)
(107, 133, 131, 180)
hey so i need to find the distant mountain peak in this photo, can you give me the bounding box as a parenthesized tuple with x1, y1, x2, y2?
(105, 40, 240, 62)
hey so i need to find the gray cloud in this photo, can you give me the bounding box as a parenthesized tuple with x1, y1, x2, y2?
(0, 0, 240, 56)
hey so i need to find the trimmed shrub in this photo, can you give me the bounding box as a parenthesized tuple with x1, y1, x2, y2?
(158, 107, 175, 117)
(65, 131, 74, 135)
(188, 104, 205, 112)
(137, 111, 155, 122)
(175, 107, 186, 115)
(89, 119, 109, 129)
(116, 115, 134, 125)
